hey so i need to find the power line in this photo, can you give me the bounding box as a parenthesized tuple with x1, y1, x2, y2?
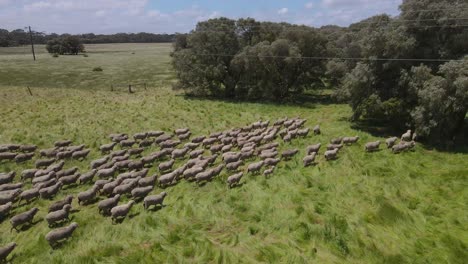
(180, 53, 463, 62)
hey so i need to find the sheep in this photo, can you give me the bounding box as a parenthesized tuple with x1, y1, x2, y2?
(303, 153, 317, 167)
(90, 157, 108, 169)
(101, 178, 124, 196)
(59, 173, 80, 186)
(15, 153, 35, 163)
(159, 159, 175, 172)
(20, 144, 37, 153)
(0, 152, 16, 161)
(0, 182, 22, 192)
(94, 179, 112, 190)
(343, 136, 359, 145)
(210, 144, 223, 154)
(330, 137, 343, 144)
(120, 139, 136, 148)
(18, 187, 39, 204)
(223, 153, 241, 164)
(56, 150, 73, 159)
(35, 158, 55, 169)
(205, 154, 218, 165)
(264, 158, 280, 167)
(365, 141, 381, 152)
(47, 160, 65, 172)
(202, 138, 217, 148)
(128, 148, 145, 157)
(263, 166, 274, 177)
(98, 194, 121, 215)
(212, 164, 225, 177)
(283, 133, 292, 142)
(0, 242, 16, 262)
(155, 134, 172, 144)
(392, 141, 416, 154)
(195, 170, 215, 184)
(32, 172, 55, 185)
(226, 160, 243, 171)
(66, 144, 85, 153)
(183, 166, 204, 180)
(221, 144, 233, 153)
(221, 137, 234, 145)
(178, 132, 191, 141)
(138, 175, 157, 187)
(327, 144, 343, 150)
(100, 142, 117, 153)
(192, 136, 206, 144)
(401, 130, 412, 141)
(111, 201, 135, 223)
(143, 192, 167, 210)
(49, 195, 73, 212)
(158, 172, 176, 187)
(141, 155, 158, 166)
(113, 179, 140, 196)
(324, 148, 339, 161)
(0, 172, 15, 185)
(160, 140, 181, 149)
(96, 166, 117, 179)
(188, 149, 204, 159)
(72, 149, 91, 160)
(226, 172, 243, 188)
(282, 149, 299, 160)
(174, 128, 189, 135)
(134, 132, 148, 140)
(386, 137, 398, 148)
(131, 186, 153, 200)
(45, 204, 72, 227)
(34, 178, 57, 190)
(54, 140, 72, 148)
(131, 169, 149, 178)
(112, 154, 129, 162)
(45, 222, 78, 248)
(247, 161, 264, 174)
(110, 134, 129, 142)
(109, 149, 127, 158)
(260, 151, 278, 160)
(21, 169, 38, 181)
(114, 160, 131, 171)
(128, 160, 144, 171)
(274, 117, 287, 126)
(240, 150, 254, 160)
(78, 169, 97, 184)
(77, 185, 100, 205)
(0, 202, 13, 218)
(172, 147, 189, 159)
(40, 148, 58, 158)
(39, 182, 62, 199)
(147, 131, 164, 137)
(139, 138, 155, 148)
(305, 143, 321, 155)
(10, 207, 39, 231)
(297, 128, 310, 137)
(56, 167, 79, 178)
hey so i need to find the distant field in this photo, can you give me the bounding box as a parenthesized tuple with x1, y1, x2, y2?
(0, 44, 467, 264)
(0, 43, 174, 90)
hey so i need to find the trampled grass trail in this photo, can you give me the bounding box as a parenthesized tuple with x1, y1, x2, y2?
(0, 44, 467, 263)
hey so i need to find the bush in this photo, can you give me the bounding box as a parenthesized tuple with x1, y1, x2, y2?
(52, 53, 59, 58)
(92, 67, 103, 72)
(83, 54, 89, 57)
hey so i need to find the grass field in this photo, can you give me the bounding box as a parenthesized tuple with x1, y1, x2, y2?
(0, 44, 467, 264)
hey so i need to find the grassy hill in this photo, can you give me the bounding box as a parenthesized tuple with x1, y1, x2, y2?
(0, 44, 466, 263)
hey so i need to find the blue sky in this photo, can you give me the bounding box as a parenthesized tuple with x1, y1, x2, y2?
(0, 0, 402, 34)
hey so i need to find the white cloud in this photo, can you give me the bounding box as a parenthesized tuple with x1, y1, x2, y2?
(277, 8, 288, 15)
(305, 2, 314, 9)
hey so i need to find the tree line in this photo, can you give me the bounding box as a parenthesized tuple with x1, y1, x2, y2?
(171, 0, 468, 144)
(0, 29, 175, 47)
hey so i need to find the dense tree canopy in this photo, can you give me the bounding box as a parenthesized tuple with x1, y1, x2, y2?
(46, 36, 85, 55)
(172, 0, 467, 143)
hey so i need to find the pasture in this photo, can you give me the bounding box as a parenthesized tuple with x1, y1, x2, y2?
(0, 44, 467, 264)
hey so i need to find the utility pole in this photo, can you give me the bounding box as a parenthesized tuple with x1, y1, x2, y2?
(28, 26, 36, 61)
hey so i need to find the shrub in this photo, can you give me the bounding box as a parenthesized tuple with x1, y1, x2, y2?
(52, 53, 59, 58)
(92, 67, 103, 72)
(83, 54, 89, 57)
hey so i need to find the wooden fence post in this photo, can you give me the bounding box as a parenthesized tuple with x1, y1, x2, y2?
(128, 84, 133, 94)
(27, 86, 33, 96)
(111, 84, 114, 92)
(144, 82, 147, 90)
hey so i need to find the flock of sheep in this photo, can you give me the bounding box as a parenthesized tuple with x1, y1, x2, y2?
(0, 117, 417, 261)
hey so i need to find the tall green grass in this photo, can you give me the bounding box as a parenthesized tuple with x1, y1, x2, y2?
(0, 44, 466, 263)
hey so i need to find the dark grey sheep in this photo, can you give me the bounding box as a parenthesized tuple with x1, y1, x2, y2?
(139, 138, 155, 148)
(39, 182, 62, 199)
(204, 154, 218, 165)
(191, 136, 206, 144)
(184, 142, 200, 150)
(109, 149, 127, 158)
(143, 192, 167, 210)
(226, 160, 243, 171)
(223, 153, 241, 164)
(172, 147, 189, 159)
(111, 201, 135, 223)
(0, 182, 23, 192)
(194, 170, 214, 184)
(141, 154, 158, 166)
(260, 150, 278, 160)
(306, 143, 321, 155)
(56, 167, 79, 178)
(19, 145, 37, 153)
(131, 186, 153, 200)
(56, 150, 73, 159)
(401, 130, 412, 141)
(392, 141, 416, 154)
(66, 144, 85, 152)
(175, 128, 189, 135)
(160, 140, 181, 149)
(10, 207, 39, 231)
(178, 131, 191, 141)
(49, 195, 73, 212)
(47, 160, 65, 172)
(96, 166, 117, 179)
(0, 152, 16, 161)
(158, 172, 176, 187)
(94, 179, 112, 190)
(32, 172, 55, 185)
(59, 173, 80, 186)
(159, 159, 175, 172)
(264, 158, 280, 166)
(274, 117, 287, 126)
(240, 150, 254, 160)
(35, 158, 56, 169)
(263, 166, 275, 176)
(138, 175, 157, 187)
(111, 134, 129, 143)
(147, 131, 164, 137)
(281, 149, 299, 159)
(100, 142, 117, 153)
(120, 139, 136, 148)
(54, 140, 72, 148)
(227, 172, 243, 188)
(113, 178, 140, 196)
(202, 137, 217, 148)
(155, 134, 172, 144)
(297, 128, 310, 137)
(131, 169, 149, 178)
(21, 169, 38, 181)
(330, 137, 343, 144)
(72, 149, 91, 160)
(0, 242, 16, 262)
(18, 187, 39, 204)
(98, 194, 121, 215)
(45, 204, 72, 227)
(189, 149, 204, 159)
(247, 161, 264, 173)
(101, 178, 124, 196)
(0, 202, 13, 218)
(77, 185, 100, 205)
(221, 144, 233, 153)
(312, 125, 321, 135)
(134, 132, 148, 140)
(343, 136, 359, 145)
(90, 157, 109, 169)
(128, 160, 144, 171)
(40, 148, 58, 158)
(15, 153, 35, 163)
(324, 148, 339, 160)
(45, 222, 78, 248)
(34, 168, 52, 178)
(385, 137, 398, 148)
(34, 178, 57, 190)
(116, 172, 133, 181)
(0, 171, 15, 185)
(303, 153, 317, 167)
(183, 166, 204, 180)
(365, 141, 381, 152)
(327, 143, 343, 150)
(128, 148, 145, 157)
(114, 160, 131, 171)
(78, 169, 97, 184)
